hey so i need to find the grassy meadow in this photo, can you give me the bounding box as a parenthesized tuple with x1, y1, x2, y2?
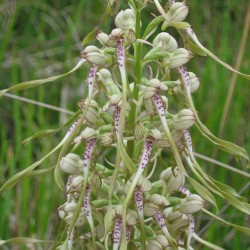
(0, 0, 249, 249)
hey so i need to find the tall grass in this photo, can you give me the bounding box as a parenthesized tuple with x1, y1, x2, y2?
(0, 0, 249, 249)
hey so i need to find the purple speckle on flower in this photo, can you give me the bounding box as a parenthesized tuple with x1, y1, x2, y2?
(135, 186, 143, 213)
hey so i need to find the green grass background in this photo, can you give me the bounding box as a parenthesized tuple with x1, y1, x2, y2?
(0, 0, 249, 249)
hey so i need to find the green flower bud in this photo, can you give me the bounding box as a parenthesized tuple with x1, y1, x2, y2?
(167, 2, 189, 22)
(179, 194, 204, 214)
(144, 79, 168, 99)
(160, 167, 185, 194)
(148, 194, 170, 207)
(126, 211, 138, 225)
(69, 175, 84, 193)
(146, 239, 162, 250)
(114, 204, 123, 216)
(115, 9, 136, 31)
(155, 235, 169, 248)
(134, 121, 145, 140)
(148, 129, 162, 141)
(167, 48, 192, 68)
(78, 99, 99, 126)
(97, 68, 120, 95)
(163, 208, 189, 232)
(58, 201, 77, 214)
(173, 109, 195, 130)
(153, 32, 178, 52)
(124, 174, 152, 194)
(59, 153, 83, 175)
(64, 210, 86, 226)
(90, 171, 102, 189)
(189, 72, 200, 93)
(97, 68, 114, 85)
(154, 129, 183, 148)
(96, 31, 110, 46)
(74, 127, 97, 143)
(172, 72, 200, 94)
(80, 46, 107, 65)
(144, 98, 155, 115)
(99, 131, 114, 147)
(144, 202, 159, 217)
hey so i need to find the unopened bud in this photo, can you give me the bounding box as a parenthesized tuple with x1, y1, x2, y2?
(97, 68, 114, 85)
(115, 9, 136, 31)
(74, 127, 97, 144)
(96, 31, 110, 46)
(167, 2, 189, 22)
(173, 109, 195, 130)
(111, 28, 123, 39)
(179, 194, 204, 214)
(64, 210, 86, 226)
(163, 207, 189, 232)
(189, 72, 200, 93)
(69, 175, 84, 192)
(110, 94, 122, 106)
(153, 32, 178, 52)
(155, 235, 169, 248)
(146, 239, 162, 250)
(78, 99, 99, 125)
(114, 204, 123, 217)
(160, 167, 185, 194)
(144, 202, 159, 217)
(60, 153, 83, 175)
(126, 211, 138, 225)
(144, 98, 155, 115)
(90, 171, 102, 189)
(124, 174, 152, 194)
(173, 71, 200, 94)
(80, 46, 107, 65)
(168, 48, 193, 68)
(148, 194, 170, 207)
(154, 129, 183, 148)
(134, 121, 145, 140)
(148, 129, 162, 141)
(99, 131, 114, 146)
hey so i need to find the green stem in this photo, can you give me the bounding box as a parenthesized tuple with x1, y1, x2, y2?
(127, 7, 142, 158)
(139, 214, 146, 250)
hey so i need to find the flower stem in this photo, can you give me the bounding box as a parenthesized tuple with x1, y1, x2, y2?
(127, 7, 142, 158)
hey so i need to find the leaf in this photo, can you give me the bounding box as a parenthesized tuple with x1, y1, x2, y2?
(0, 59, 85, 98)
(186, 41, 207, 56)
(144, 47, 170, 61)
(82, 0, 118, 45)
(210, 178, 247, 202)
(118, 140, 136, 172)
(82, 29, 100, 46)
(186, 156, 250, 215)
(22, 110, 81, 145)
(185, 28, 250, 80)
(22, 129, 59, 146)
(142, 16, 165, 40)
(187, 176, 218, 211)
(26, 166, 55, 176)
(0, 237, 55, 246)
(0, 143, 62, 192)
(187, 95, 250, 167)
(168, 21, 190, 29)
(203, 208, 250, 236)
(192, 233, 225, 250)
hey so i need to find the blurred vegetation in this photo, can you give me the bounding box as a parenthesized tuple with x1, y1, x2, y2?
(0, 0, 249, 249)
